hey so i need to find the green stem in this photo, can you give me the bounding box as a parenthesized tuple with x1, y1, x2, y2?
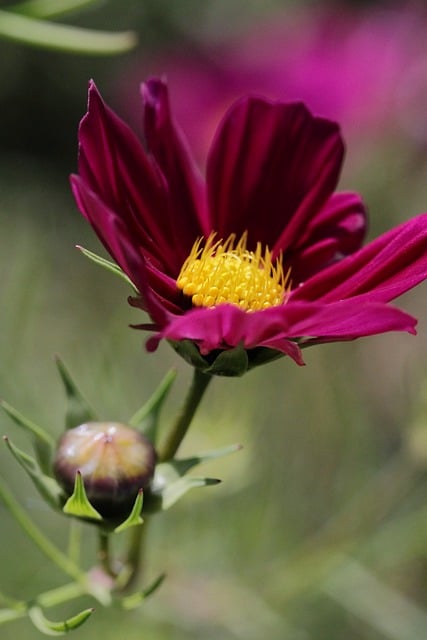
(98, 531, 116, 579)
(121, 522, 147, 591)
(158, 369, 212, 461)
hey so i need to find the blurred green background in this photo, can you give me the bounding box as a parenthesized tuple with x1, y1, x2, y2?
(1, 0, 427, 638)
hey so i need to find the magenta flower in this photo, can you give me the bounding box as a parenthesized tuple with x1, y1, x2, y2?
(71, 79, 427, 375)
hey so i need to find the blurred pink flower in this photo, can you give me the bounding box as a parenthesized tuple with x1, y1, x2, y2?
(71, 79, 427, 374)
(117, 3, 427, 159)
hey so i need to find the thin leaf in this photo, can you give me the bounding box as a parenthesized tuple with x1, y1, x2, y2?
(0, 399, 54, 473)
(121, 573, 166, 609)
(55, 356, 96, 429)
(129, 369, 177, 444)
(0, 10, 137, 55)
(63, 472, 102, 521)
(10, 0, 100, 19)
(28, 605, 94, 636)
(3, 436, 62, 510)
(77, 246, 138, 291)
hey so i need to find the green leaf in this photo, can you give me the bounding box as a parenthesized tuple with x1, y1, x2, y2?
(3, 436, 62, 510)
(77, 246, 138, 292)
(0, 399, 54, 473)
(10, 0, 100, 19)
(121, 573, 166, 609)
(160, 476, 221, 510)
(114, 490, 144, 533)
(28, 605, 94, 636)
(63, 472, 102, 521)
(0, 10, 137, 55)
(129, 369, 177, 444)
(55, 356, 96, 430)
(150, 444, 240, 500)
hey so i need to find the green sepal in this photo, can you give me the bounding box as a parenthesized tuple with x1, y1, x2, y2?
(62, 472, 102, 521)
(246, 346, 284, 370)
(171, 341, 249, 377)
(121, 573, 166, 610)
(171, 340, 286, 376)
(171, 443, 242, 477)
(171, 339, 210, 370)
(128, 369, 177, 444)
(28, 604, 94, 636)
(114, 489, 144, 533)
(77, 246, 138, 293)
(0, 399, 54, 473)
(206, 344, 249, 376)
(55, 356, 96, 430)
(3, 436, 62, 510)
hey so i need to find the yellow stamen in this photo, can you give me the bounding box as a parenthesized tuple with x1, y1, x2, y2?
(176, 232, 291, 312)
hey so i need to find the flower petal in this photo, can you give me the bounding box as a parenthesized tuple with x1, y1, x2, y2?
(142, 78, 210, 260)
(77, 80, 180, 275)
(284, 191, 367, 283)
(71, 175, 174, 325)
(291, 213, 427, 303)
(146, 304, 303, 362)
(147, 296, 416, 364)
(283, 300, 417, 340)
(207, 98, 344, 250)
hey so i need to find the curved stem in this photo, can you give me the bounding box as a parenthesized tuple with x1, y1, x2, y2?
(158, 369, 212, 461)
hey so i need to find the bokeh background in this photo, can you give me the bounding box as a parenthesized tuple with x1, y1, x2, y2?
(1, 0, 427, 638)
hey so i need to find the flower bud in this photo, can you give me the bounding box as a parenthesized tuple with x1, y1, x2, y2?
(53, 422, 156, 519)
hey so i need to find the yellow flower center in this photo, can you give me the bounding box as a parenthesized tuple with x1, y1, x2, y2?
(176, 232, 291, 312)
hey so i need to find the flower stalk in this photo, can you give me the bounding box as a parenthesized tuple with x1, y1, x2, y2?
(98, 530, 116, 579)
(158, 368, 212, 461)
